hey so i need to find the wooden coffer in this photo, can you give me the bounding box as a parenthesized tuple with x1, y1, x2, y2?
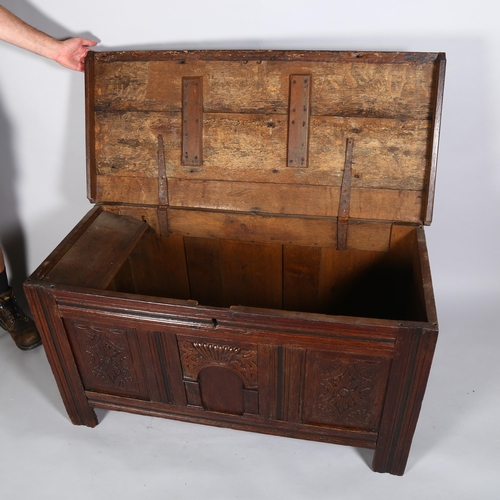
(25, 50, 445, 475)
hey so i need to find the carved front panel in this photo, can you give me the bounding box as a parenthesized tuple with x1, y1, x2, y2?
(178, 340, 258, 389)
(177, 339, 259, 415)
(65, 319, 148, 400)
(303, 351, 391, 431)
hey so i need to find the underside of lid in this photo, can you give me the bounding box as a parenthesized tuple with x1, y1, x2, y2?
(85, 50, 445, 226)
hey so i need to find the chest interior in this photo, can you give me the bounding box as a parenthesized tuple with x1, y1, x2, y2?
(78, 50, 444, 323)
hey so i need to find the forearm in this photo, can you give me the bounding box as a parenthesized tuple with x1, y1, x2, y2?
(0, 6, 97, 71)
(0, 6, 63, 61)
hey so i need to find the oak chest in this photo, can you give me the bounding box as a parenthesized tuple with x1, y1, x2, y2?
(25, 50, 445, 475)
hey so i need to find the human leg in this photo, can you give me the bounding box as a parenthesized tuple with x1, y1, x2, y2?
(0, 248, 8, 293)
(0, 246, 42, 350)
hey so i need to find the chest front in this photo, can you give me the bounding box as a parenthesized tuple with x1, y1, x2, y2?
(25, 50, 445, 475)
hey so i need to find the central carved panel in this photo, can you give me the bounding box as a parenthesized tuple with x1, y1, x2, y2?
(178, 340, 258, 389)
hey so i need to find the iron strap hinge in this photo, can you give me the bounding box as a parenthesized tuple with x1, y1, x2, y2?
(157, 134, 170, 236)
(337, 137, 354, 250)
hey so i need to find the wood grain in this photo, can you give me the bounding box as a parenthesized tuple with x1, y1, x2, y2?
(88, 51, 441, 231)
(167, 208, 394, 250)
(127, 232, 190, 299)
(283, 245, 322, 312)
(45, 210, 147, 289)
(95, 59, 436, 120)
(184, 236, 224, 306)
(94, 112, 431, 191)
(219, 239, 282, 309)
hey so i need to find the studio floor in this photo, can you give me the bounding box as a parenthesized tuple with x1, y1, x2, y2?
(1, 288, 499, 500)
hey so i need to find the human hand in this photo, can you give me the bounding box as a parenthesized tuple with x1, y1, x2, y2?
(54, 37, 98, 71)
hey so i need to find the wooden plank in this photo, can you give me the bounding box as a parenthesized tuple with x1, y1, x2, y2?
(157, 330, 188, 406)
(184, 237, 224, 307)
(85, 51, 97, 202)
(94, 112, 431, 192)
(128, 232, 190, 300)
(138, 331, 169, 403)
(168, 208, 337, 247)
(424, 53, 446, 225)
(95, 50, 439, 64)
(349, 189, 422, 223)
(219, 240, 282, 310)
(87, 388, 379, 448)
(318, 247, 386, 315)
(169, 179, 338, 217)
(109, 254, 136, 294)
(102, 206, 161, 234)
(168, 208, 393, 251)
(389, 224, 416, 267)
(287, 74, 311, 167)
(310, 116, 431, 191)
(318, 242, 426, 321)
(281, 347, 306, 423)
(30, 206, 103, 280)
(182, 77, 203, 166)
(96, 175, 158, 205)
(94, 58, 436, 120)
(258, 344, 280, 420)
(283, 245, 322, 313)
(346, 220, 392, 252)
(45, 211, 147, 289)
(101, 204, 390, 249)
(94, 111, 168, 182)
(168, 179, 423, 223)
(390, 224, 416, 250)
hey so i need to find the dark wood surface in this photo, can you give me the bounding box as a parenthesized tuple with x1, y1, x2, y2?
(25, 227, 438, 475)
(25, 50, 443, 476)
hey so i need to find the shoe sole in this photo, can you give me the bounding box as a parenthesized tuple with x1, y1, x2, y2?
(16, 339, 43, 351)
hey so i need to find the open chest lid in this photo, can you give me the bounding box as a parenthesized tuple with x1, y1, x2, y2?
(85, 50, 445, 227)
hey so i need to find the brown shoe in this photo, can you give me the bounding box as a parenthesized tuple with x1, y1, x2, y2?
(0, 288, 42, 351)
